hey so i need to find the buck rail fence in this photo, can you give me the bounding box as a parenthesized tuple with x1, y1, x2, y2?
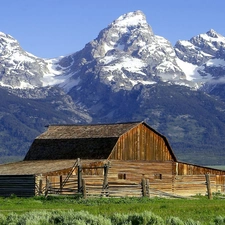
(36, 166, 223, 199)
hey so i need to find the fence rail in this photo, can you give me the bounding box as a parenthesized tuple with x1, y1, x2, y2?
(38, 170, 224, 199)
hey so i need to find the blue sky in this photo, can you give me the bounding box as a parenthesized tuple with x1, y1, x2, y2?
(1, 0, 224, 58)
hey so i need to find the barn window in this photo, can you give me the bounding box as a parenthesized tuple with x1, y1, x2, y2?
(154, 174, 162, 180)
(118, 173, 126, 179)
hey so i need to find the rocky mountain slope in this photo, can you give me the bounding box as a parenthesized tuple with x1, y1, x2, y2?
(1, 10, 225, 165)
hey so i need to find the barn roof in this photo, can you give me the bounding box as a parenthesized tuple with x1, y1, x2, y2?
(37, 122, 142, 139)
(0, 159, 106, 175)
(0, 160, 76, 175)
(24, 122, 142, 161)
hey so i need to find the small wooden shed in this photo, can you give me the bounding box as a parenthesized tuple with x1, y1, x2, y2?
(0, 121, 225, 197)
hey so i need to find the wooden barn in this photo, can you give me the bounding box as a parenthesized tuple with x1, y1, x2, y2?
(0, 121, 225, 198)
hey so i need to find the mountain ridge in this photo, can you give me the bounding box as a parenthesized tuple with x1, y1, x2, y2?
(1, 11, 225, 93)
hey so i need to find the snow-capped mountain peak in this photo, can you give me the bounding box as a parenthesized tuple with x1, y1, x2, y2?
(1, 11, 225, 94)
(0, 32, 72, 90)
(66, 10, 186, 92)
(0, 32, 22, 56)
(190, 29, 225, 56)
(174, 29, 225, 89)
(206, 29, 223, 38)
(111, 10, 150, 31)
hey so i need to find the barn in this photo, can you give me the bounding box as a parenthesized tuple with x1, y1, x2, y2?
(0, 121, 224, 197)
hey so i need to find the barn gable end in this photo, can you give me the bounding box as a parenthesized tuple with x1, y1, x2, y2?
(108, 122, 176, 161)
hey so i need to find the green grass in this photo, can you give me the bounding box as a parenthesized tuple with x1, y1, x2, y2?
(0, 195, 225, 224)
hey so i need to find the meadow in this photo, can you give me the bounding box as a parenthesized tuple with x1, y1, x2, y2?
(0, 195, 225, 224)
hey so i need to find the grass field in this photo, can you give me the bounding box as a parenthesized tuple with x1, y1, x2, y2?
(0, 195, 225, 224)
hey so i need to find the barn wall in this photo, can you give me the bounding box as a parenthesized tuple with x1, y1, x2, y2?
(107, 160, 174, 194)
(175, 162, 225, 176)
(0, 175, 35, 197)
(108, 123, 174, 161)
(174, 162, 225, 178)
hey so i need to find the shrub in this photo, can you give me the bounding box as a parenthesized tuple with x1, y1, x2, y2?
(185, 219, 201, 225)
(166, 216, 184, 225)
(49, 210, 111, 225)
(0, 210, 111, 225)
(110, 211, 164, 225)
(5, 212, 20, 225)
(110, 213, 130, 225)
(0, 214, 6, 225)
(214, 216, 225, 225)
(17, 211, 51, 225)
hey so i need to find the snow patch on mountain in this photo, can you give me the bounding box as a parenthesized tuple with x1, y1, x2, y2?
(176, 58, 200, 81)
(206, 58, 225, 67)
(41, 57, 80, 92)
(102, 56, 146, 74)
(175, 58, 213, 88)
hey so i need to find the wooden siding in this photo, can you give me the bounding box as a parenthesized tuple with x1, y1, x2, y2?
(0, 175, 35, 197)
(175, 162, 225, 176)
(105, 160, 174, 196)
(109, 123, 175, 161)
(107, 160, 173, 193)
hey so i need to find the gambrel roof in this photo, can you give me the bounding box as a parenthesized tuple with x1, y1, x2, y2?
(24, 121, 176, 161)
(38, 122, 142, 139)
(24, 122, 142, 160)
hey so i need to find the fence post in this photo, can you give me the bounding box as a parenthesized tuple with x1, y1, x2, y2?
(102, 162, 110, 196)
(82, 179, 87, 199)
(77, 159, 82, 193)
(205, 173, 213, 199)
(60, 175, 63, 194)
(45, 179, 49, 197)
(146, 179, 150, 198)
(38, 179, 43, 195)
(141, 178, 147, 197)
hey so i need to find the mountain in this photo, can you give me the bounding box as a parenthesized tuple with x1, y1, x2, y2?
(0, 86, 91, 163)
(1, 10, 225, 165)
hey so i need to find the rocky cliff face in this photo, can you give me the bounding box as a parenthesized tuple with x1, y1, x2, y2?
(1, 11, 225, 165)
(0, 32, 48, 89)
(57, 10, 186, 95)
(175, 29, 225, 89)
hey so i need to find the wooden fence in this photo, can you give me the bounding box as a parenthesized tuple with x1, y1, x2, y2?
(35, 160, 223, 199)
(39, 174, 221, 199)
(40, 176, 148, 198)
